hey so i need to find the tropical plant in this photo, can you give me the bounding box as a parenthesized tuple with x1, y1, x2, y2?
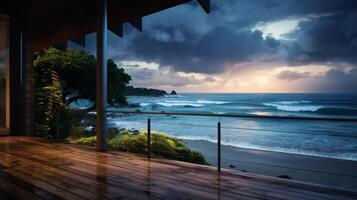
(33, 48, 131, 137)
(33, 61, 63, 137)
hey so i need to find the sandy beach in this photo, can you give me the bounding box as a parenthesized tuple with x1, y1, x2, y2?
(184, 139, 357, 192)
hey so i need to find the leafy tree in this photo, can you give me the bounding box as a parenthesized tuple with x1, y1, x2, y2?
(33, 48, 131, 137)
(34, 48, 131, 106)
(107, 59, 131, 105)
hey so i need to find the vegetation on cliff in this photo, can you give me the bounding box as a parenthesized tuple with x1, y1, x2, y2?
(125, 86, 167, 96)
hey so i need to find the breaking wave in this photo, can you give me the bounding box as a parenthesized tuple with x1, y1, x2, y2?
(197, 100, 228, 104)
(263, 101, 357, 115)
(155, 99, 228, 108)
(263, 101, 323, 112)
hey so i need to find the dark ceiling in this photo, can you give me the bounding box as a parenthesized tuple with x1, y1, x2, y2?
(0, 0, 206, 50)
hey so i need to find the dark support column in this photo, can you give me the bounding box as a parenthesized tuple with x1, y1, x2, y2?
(96, 0, 108, 151)
(9, 16, 26, 135)
(217, 121, 221, 172)
(147, 118, 151, 159)
(24, 43, 34, 136)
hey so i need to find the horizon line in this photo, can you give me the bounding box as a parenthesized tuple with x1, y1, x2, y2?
(169, 92, 357, 94)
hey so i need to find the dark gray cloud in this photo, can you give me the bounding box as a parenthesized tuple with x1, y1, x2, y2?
(286, 11, 357, 66)
(312, 68, 357, 93)
(277, 70, 310, 81)
(126, 67, 202, 88)
(115, 0, 357, 75)
(77, 0, 357, 92)
(128, 26, 280, 74)
(219, 0, 357, 29)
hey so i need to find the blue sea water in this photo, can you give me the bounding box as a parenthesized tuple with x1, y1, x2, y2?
(109, 93, 357, 161)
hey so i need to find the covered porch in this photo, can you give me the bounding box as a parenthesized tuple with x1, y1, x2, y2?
(1, 0, 357, 199)
(1, 136, 356, 200)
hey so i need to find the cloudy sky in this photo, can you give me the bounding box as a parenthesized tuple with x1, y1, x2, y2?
(81, 0, 357, 93)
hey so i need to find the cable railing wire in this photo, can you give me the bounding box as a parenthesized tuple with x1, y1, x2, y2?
(105, 110, 357, 175)
(126, 120, 357, 139)
(109, 113, 356, 136)
(107, 111, 357, 137)
(106, 110, 357, 122)
(46, 108, 357, 177)
(109, 111, 354, 133)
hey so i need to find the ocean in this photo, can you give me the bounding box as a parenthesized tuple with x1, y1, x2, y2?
(108, 93, 357, 161)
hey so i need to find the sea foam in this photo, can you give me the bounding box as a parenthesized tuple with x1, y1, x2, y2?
(263, 101, 323, 112)
(157, 101, 204, 107)
(197, 100, 228, 104)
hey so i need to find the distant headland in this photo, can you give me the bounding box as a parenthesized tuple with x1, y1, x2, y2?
(125, 86, 176, 97)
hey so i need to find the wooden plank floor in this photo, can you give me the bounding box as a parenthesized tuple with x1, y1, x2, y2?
(0, 137, 356, 200)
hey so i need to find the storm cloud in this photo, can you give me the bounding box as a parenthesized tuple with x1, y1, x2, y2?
(128, 26, 281, 74)
(315, 68, 357, 93)
(118, 0, 357, 73)
(286, 11, 357, 66)
(125, 67, 205, 89)
(277, 70, 311, 81)
(90, 0, 357, 92)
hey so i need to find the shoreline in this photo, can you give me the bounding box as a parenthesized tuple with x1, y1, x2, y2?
(184, 139, 357, 192)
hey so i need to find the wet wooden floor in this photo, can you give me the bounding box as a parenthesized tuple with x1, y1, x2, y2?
(0, 136, 356, 200)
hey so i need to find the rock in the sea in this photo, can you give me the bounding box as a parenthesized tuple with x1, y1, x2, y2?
(170, 90, 177, 95)
(133, 130, 141, 135)
(127, 103, 140, 108)
(229, 164, 236, 168)
(278, 175, 292, 179)
(128, 128, 141, 135)
(152, 104, 160, 110)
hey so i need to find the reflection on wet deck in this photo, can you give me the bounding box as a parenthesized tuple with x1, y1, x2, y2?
(0, 136, 356, 200)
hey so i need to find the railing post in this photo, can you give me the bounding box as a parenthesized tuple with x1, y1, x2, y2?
(218, 121, 221, 172)
(147, 117, 151, 159)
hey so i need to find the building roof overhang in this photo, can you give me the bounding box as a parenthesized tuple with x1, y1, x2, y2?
(0, 0, 210, 51)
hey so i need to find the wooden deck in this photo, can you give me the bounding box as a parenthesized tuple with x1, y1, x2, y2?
(0, 137, 356, 200)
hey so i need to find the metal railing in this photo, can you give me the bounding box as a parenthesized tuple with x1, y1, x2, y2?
(107, 110, 357, 122)
(45, 108, 357, 190)
(105, 110, 357, 172)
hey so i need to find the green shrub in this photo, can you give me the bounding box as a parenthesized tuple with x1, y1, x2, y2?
(65, 136, 96, 146)
(68, 126, 87, 137)
(65, 133, 207, 165)
(109, 134, 147, 153)
(61, 110, 89, 137)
